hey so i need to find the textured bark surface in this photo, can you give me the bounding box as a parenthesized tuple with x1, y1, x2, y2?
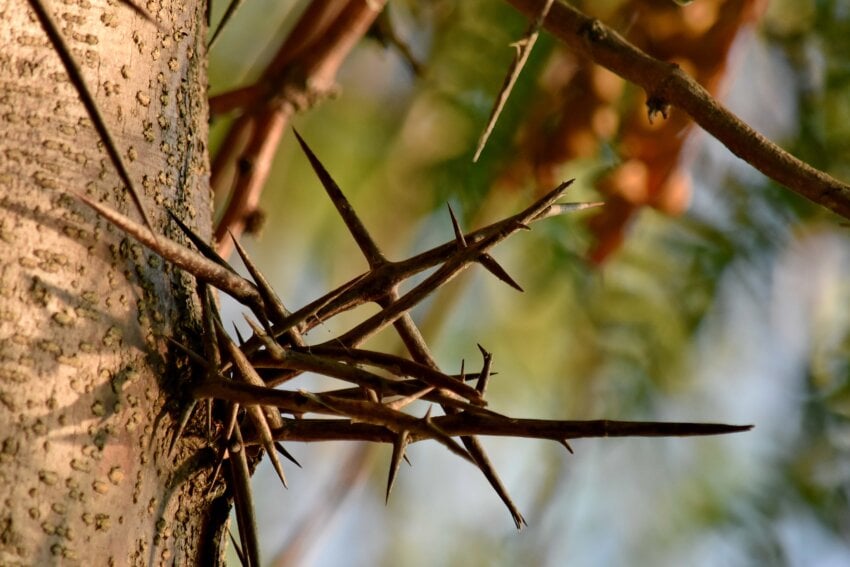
(0, 0, 223, 564)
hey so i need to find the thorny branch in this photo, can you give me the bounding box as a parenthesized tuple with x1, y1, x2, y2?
(74, 132, 752, 559)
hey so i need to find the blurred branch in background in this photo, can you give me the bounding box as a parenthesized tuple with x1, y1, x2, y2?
(209, 0, 385, 257)
(506, 0, 850, 223)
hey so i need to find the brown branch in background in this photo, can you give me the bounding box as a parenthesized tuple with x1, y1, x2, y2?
(473, 0, 554, 162)
(210, 0, 387, 257)
(505, 0, 850, 221)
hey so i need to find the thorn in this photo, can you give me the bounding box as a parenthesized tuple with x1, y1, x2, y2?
(534, 201, 605, 221)
(72, 192, 262, 306)
(230, 232, 305, 346)
(208, 0, 245, 49)
(227, 527, 247, 567)
(118, 0, 164, 30)
(461, 436, 527, 529)
(274, 441, 302, 468)
(242, 315, 286, 361)
(559, 439, 574, 454)
(472, 0, 554, 162)
(385, 430, 410, 503)
(292, 129, 385, 267)
(229, 423, 262, 567)
(218, 318, 288, 488)
(168, 400, 197, 456)
(205, 443, 229, 498)
(27, 0, 158, 238)
(232, 323, 247, 347)
(384, 386, 434, 411)
(447, 203, 467, 248)
(478, 253, 523, 292)
(475, 344, 493, 395)
(167, 210, 235, 273)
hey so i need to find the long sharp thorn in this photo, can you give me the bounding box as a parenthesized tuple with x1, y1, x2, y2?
(227, 528, 247, 567)
(461, 436, 527, 529)
(232, 323, 247, 348)
(475, 344, 493, 395)
(274, 441, 302, 468)
(167, 210, 235, 272)
(292, 129, 385, 267)
(533, 201, 605, 221)
(386, 430, 410, 503)
(118, 0, 164, 29)
(447, 203, 467, 248)
(559, 439, 574, 454)
(205, 443, 229, 498)
(168, 400, 197, 456)
(230, 233, 305, 347)
(255, 405, 288, 488)
(243, 316, 286, 361)
(421, 407, 474, 464)
(478, 253, 523, 292)
(219, 319, 288, 488)
(209, 0, 245, 49)
(28, 0, 156, 238)
(200, 285, 222, 438)
(72, 192, 261, 305)
(229, 424, 261, 567)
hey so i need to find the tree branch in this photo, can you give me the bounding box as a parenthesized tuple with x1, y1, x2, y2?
(505, 0, 850, 220)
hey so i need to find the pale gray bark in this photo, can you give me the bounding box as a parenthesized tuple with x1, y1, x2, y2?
(0, 0, 223, 564)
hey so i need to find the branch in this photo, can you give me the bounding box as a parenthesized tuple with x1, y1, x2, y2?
(505, 0, 850, 220)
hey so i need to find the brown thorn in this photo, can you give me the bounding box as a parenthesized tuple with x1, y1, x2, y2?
(478, 253, 524, 292)
(533, 201, 605, 222)
(475, 344, 493, 395)
(230, 232, 305, 347)
(292, 129, 385, 267)
(242, 316, 286, 361)
(217, 319, 288, 488)
(72, 192, 262, 306)
(274, 441, 302, 468)
(168, 400, 196, 457)
(227, 527, 247, 567)
(167, 210, 235, 273)
(229, 423, 262, 567)
(461, 436, 527, 529)
(208, 0, 246, 49)
(447, 203, 467, 248)
(386, 429, 410, 504)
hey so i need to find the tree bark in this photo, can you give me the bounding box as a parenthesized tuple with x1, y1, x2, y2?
(0, 0, 223, 564)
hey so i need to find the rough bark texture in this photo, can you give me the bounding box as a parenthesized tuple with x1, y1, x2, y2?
(0, 0, 223, 564)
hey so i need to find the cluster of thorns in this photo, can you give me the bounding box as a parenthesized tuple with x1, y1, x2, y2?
(75, 131, 751, 565)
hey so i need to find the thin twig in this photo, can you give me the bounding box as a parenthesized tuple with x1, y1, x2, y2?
(473, 0, 554, 162)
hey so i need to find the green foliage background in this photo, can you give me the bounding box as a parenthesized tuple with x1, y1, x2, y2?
(210, 1, 850, 564)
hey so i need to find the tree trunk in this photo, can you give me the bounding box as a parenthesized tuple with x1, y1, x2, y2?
(0, 0, 224, 564)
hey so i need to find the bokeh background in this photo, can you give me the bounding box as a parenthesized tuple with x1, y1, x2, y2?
(209, 1, 850, 565)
